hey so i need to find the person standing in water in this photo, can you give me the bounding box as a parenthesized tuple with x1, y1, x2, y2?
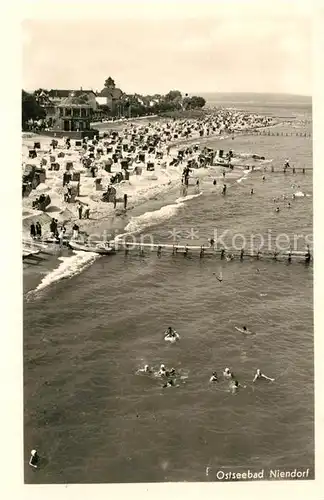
(124, 193, 128, 210)
(29, 449, 39, 468)
(222, 184, 227, 195)
(213, 179, 217, 186)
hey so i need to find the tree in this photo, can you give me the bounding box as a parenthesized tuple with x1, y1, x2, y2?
(22, 90, 46, 129)
(33, 88, 51, 105)
(104, 76, 116, 89)
(187, 96, 206, 109)
(165, 90, 182, 102)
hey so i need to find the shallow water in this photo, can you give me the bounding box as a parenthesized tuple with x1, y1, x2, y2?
(23, 101, 313, 483)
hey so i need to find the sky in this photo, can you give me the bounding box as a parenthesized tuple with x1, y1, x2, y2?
(22, 0, 312, 96)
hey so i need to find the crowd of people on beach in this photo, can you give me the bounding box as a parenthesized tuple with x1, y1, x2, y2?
(23, 108, 277, 245)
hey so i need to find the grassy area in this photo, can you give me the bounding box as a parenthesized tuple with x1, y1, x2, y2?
(159, 108, 208, 119)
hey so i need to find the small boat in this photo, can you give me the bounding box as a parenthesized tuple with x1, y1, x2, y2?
(69, 240, 115, 254)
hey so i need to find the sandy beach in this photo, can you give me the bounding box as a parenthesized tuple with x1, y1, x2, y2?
(22, 110, 276, 247)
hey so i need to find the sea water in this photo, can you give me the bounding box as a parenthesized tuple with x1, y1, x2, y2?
(23, 97, 313, 483)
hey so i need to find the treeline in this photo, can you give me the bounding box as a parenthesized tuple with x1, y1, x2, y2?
(22, 90, 46, 130)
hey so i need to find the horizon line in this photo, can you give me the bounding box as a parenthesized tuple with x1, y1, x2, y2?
(22, 88, 311, 99)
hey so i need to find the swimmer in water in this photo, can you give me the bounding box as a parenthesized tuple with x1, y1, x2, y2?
(250, 188, 254, 195)
(287, 202, 291, 208)
(275, 206, 280, 213)
(262, 175, 266, 181)
(165, 327, 175, 337)
(169, 368, 176, 377)
(209, 371, 218, 383)
(158, 364, 167, 377)
(213, 179, 217, 186)
(163, 379, 175, 388)
(252, 369, 275, 383)
(139, 364, 152, 373)
(223, 367, 234, 379)
(230, 380, 245, 392)
(213, 269, 223, 282)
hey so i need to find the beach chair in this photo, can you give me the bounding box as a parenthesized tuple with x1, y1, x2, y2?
(29, 150, 37, 159)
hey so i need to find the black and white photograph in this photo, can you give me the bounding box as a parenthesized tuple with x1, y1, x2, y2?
(14, 0, 320, 490)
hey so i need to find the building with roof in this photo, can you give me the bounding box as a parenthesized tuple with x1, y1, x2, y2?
(95, 87, 123, 110)
(47, 92, 99, 138)
(48, 88, 97, 103)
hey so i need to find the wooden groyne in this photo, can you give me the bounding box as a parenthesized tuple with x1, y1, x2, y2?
(108, 241, 312, 264)
(222, 164, 311, 174)
(248, 130, 311, 138)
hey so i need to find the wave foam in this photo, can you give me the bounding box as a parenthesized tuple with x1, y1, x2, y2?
(294, 191, 308, 197)
(175, 192, 202, 204)
(32, 251, 98, 293)
(124, 203, 183, 234)
(123, 192, 202, 235)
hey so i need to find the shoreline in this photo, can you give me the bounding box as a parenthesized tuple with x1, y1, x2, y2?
(22, 126, 265, 240)
(22, 109, 291, 270)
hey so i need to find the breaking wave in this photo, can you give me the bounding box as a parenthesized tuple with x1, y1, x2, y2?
(28, 251, 98, 296)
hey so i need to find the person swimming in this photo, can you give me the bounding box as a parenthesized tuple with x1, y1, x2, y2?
(252, 368, 275, 382)
(158, 364, 167, 376)
(163, 379, 175, 388)
(164, 327, 179, 340)
(275, 206, 280, 212)
(165, 327, 176, 337)
(209, 371, 218, 383)
(229, 380, 244, 392)
(223, 367, 234, 379)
